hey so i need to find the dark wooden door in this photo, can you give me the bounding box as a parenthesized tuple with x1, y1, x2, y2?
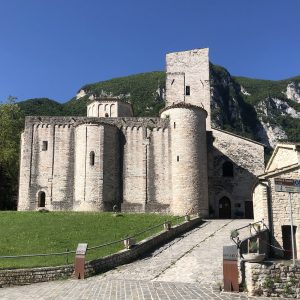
(282, 225, 297, 259)
(245, 201, 254, 219)
(219, 197, 231, 218)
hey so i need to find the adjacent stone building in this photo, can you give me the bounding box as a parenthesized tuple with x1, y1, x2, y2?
(253, 142, 300, 258)
(18, 48, 265, 217)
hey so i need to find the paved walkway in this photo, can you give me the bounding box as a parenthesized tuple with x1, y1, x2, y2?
(0, 219, 284, 299)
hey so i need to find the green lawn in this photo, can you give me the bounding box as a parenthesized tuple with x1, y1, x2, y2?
(0, 211, 182, 269)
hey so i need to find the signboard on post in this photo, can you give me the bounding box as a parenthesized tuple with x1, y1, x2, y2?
(274, 178, 300, 193)
(223, 245, 239, 292)
(75, 243, 88, 279)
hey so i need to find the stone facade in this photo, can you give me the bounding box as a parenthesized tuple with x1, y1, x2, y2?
(253, 143, 300, 258)
(87, 98, 133, 118)
(245, 261, 300, 298)
(166, 48, 211, 128)
(208, 129, 265, 218)
(18, 48, 264, 217)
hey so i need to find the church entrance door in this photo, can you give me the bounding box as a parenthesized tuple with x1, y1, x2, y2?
(219, 197, 231, 218)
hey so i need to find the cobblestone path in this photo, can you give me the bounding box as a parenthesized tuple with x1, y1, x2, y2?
(0, 219, 284, 299)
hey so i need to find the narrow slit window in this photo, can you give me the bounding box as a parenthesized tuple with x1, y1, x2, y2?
(42, 141, 48, 151)
(38, 192, 46, 207)
(185, 86, 190, 96)
(90, 151, 95, 166)
(177, 156, 179, 162)
(174, 122, 176, 129)
(105, 113, 109, 117)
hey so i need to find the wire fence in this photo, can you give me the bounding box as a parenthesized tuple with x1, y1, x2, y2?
(0, 215, 186, 268)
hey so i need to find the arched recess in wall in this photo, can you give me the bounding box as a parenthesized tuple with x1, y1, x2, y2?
(91, 104, 94, 116)
(98, 104, 102, 117)
(222, 161, 234, 177)
(38, 191, 46, 208)
(110, 104, 115, 117)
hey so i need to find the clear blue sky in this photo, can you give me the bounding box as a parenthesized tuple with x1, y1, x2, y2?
(0, 0, 299, 102)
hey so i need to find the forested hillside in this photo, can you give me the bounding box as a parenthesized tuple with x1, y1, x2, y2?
(17, 66, 300, 146)
(1, 65, 300, 209)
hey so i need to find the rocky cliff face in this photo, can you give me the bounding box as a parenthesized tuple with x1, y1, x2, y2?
(286, 82, 300, 103)
(20, 68, 300, 149)
(209, 65, 300, 148)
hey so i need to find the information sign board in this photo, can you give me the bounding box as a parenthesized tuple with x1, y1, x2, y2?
(76, 243, 88, 255)
(274, 178, 300, 193)
(223, 245, 238, 261)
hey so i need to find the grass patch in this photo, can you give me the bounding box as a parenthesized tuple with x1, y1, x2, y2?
(0, 211, 183, 269)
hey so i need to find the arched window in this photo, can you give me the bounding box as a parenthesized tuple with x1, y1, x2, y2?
(90, 151, 95, 166)
(222, 161, 233, 177)
(38, 192, 46, 207)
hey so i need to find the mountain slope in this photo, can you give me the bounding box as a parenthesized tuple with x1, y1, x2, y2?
(17, 67, 300, 147)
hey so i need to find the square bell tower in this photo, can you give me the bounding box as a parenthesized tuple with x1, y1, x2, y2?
(165, 48, 211, 128)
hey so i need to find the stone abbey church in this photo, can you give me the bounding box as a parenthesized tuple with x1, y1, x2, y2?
(18, 48, 265, 217)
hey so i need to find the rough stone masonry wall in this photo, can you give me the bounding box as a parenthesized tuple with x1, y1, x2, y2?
(18, 116, 170, 213)
(268, 168, 300, 258)
(0, 217, 202, 287)
(87, 101, 133, 118)
(122, 126, 147, 209)
(162, 106, 208, 216)
(74, 124, 105, 211)
(18, 128, 33, 210)
(208, 128, 265, 218)
(18, 120, 75, 211)
(267, 146, 299, 172)
(115, 118, 170, 212)
(87, 101, 117, 117)
(102, 124, 119, 209)
(166, 48, 211, 128)
(147, 127, 172, 207)
(253, 182, 269, 225)
(121, 121, 172, 213)
(51, 124, 75, 210)
(245, 261, 300, 298)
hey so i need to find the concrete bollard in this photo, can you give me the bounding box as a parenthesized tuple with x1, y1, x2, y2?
(164, 221, 172, 231)
(124, 238, 135, 249)
(185, 215, 191, 221)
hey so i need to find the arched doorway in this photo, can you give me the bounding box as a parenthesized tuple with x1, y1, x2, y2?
(219, 197, 231, 218)
(38, 191, 46, 208)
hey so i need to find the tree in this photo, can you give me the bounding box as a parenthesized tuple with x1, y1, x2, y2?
(0, 96, 24, 209)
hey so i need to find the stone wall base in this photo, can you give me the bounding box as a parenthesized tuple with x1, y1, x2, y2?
(245, 261, 300, 298)
(0, 217, 202, 287)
